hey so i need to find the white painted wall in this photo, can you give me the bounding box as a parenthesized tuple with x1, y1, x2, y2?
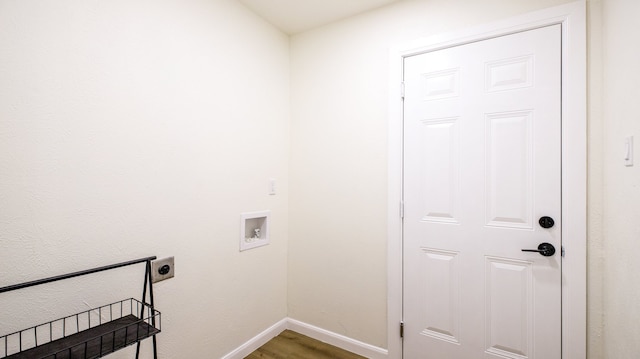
(0, 0, 290, 357)
(289, 0, 604, 352)
(601, 0, 640, 357)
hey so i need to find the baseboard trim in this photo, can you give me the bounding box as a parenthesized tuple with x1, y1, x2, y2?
(223, 317, 389, 359)
(286, 318, 389, 359)
(221, 318, 288, 359)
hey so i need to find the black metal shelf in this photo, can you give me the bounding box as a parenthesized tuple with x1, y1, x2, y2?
(0, 258, 160, 359)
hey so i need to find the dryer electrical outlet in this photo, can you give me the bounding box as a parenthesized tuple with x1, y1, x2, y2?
(151, 257, 175, 283)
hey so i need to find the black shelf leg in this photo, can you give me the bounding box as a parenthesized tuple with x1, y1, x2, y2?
(136, 258, 158, 359)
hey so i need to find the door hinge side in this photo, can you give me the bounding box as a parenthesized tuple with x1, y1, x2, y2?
(561, 245, 565, 257)
(400, 321, 404, 338)
(401, 82, 405, 99)
(400, 201, 404, 219)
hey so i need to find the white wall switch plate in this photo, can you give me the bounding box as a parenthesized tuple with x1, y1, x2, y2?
(269, 178, 277, 195)
(625, 136, 634, 166)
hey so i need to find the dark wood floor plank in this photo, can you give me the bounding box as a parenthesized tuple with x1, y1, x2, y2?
(245, 330, 366, 359)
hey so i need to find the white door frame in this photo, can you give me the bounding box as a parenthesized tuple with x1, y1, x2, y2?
(387, 2, 586, 358)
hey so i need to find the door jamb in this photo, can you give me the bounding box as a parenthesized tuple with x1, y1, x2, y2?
(387, 2, 586, 358)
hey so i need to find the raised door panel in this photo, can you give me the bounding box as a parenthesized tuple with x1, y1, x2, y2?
(420, 248, 461, 344)
(485, 257, 533, 359)
(485, 110, 533, 230)
(419, 118, 460, 224)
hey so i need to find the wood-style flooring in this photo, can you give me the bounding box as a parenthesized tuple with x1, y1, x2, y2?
(245, 330, 367, 359)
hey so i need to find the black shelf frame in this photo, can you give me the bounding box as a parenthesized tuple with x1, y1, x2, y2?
(0, 257, 160, 359)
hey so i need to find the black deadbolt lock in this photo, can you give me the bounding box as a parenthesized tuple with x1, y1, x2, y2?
(539, 216, 555, 229)
(158, 264, 171, 275)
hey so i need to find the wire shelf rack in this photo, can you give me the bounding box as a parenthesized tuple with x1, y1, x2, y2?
(0, 257, 160, 359)
(1, 298, 160, 359)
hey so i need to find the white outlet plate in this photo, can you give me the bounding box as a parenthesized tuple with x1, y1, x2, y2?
(151, 257, 175, 283)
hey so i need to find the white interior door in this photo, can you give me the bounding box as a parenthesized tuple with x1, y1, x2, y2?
(402, 25, 561, 359)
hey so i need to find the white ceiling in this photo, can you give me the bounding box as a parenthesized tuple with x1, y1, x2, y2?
(239, 0, 403, 35)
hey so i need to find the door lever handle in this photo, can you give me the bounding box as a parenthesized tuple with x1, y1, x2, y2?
(521, 242, 556, 257)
